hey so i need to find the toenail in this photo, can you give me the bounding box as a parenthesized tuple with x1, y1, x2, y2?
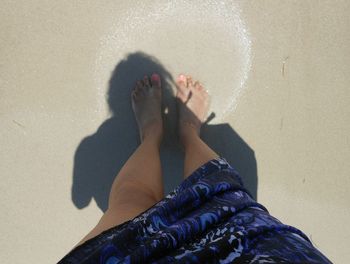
(151, 73, 160, 81)
(178, 75, 186, 81)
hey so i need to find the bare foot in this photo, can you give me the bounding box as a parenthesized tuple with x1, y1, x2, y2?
(132, 73, 163, 144)
(176, 74, 209, 145)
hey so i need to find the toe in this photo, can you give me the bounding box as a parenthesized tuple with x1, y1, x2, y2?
(151, 73, 161, 88)
(177, 74, 188, 88)
(136, 80, 143, 89)
(143, 75, 150, 87)
(134, 81, 143, 93)
(176, 74, 189, 99)
(194, 81, 203, 91)
(134, 81, 145, 97)
(177, 74, 187, 87)
(187, 76, 193, 88)
(194, 81, 208, 99)
(133, 82, 138, 92)
(131, 90, 138, 101)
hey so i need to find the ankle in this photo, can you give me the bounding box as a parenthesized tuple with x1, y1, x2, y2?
(179, 122, 200, 148)
(141, 123, 163, 146)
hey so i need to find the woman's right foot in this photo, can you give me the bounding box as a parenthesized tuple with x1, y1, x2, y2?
(176, 74, 210, 146)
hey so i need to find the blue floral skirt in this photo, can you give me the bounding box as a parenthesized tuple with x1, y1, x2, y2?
(59, 158, 331, 263)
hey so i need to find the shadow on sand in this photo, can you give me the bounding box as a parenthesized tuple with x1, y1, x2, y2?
(71, 52, 257, 212)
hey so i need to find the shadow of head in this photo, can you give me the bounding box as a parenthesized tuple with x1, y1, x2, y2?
(71, 52, 257, 213)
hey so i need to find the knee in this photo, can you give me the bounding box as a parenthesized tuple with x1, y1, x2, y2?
(109, 179, 158, 209)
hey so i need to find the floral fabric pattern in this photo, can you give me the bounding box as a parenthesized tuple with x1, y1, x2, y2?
(59, 158, 331, 263)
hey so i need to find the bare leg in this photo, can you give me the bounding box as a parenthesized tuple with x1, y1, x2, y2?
(176, 75, 219, 179)
(76, 74, 164, 246)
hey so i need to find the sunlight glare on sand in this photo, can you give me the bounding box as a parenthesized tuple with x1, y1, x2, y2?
(94, 0, 251, 123)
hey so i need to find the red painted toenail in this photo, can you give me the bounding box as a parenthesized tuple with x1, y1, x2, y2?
(151, 73, 160, 81)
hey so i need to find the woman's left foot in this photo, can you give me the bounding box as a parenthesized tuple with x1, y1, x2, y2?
(131, 74, 163, 144)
